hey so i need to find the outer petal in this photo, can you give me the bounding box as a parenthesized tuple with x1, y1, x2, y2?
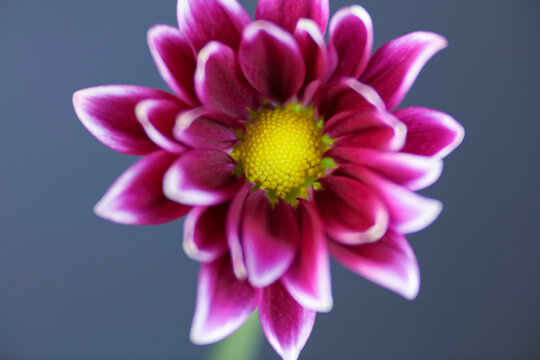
(195, 41, 260, 117)
(183, 203, 229, 262)
(94, 151, 190, 225)
(239, 21, 306, 103)
(242, 192, 300, 287)
(255, 0, 329, 34)
(360, 31, 448, 110)
(147, 24, 198, 105)
(177, 0, 251, 52)
(328, 6, 373, 79)
(282, 200, 333, 312)
(329, 231, 420, 300)
(226, 183, 253, 280)
(163, 149, 244, 206)
(190, 256, 258, 344)
(73, 85, 179, 155)
(313, 175, 388, 245)
(394, 107, 464, 158)
(259, 282, 316, 360)
(327, 147, 443, 191)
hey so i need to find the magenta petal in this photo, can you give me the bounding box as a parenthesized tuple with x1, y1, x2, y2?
(242, 191, 300, 287)
(361, 32, 448, 110)
(195, 41, 260, 117)
(282, 200, 333, 312)
(294, 19, 329, 93)
(147, 24, 198, 105)
(177, 0, 251, 52)
(259, 281, 316, 360)
(313, 175, 388, 245)
(73, 85, 180, 155)
(239, 21, 306, 103)
(394, 107, 464, 158)
(256, 0, 329, 35)
(327, 147, 443, 191)
(190, 256, 258, 344)
(183, 203, 229, 262)
(163, 149, 244, 206)
(328, 5, 373, 79)
(94, 150, 190, 225)
(329, 231, 420, 299)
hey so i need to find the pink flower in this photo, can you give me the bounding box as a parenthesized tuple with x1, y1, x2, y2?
(73, 0, 464, 359)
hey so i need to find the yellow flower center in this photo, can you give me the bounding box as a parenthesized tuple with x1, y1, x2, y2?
(232, 103, 333, 203)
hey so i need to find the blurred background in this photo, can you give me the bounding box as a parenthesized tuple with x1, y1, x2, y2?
(1, 0, 539, 359)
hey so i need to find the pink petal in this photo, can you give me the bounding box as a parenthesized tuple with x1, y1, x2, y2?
(335, 165, 442, 234)
(239, 21, 306, 103)
(135, 99, 187, 154)
(329, 231, 420, 300)
(147, 24, 198, 106)
(282, 200, 333, 312)
(73, 85, 179, 155)
(163, 149, 244, 206)
(177, 0, 251, 52)
(313, 175, 388, 245)
(327, 147, 442, 191)
(259, 281, 316, 360)
(394, 107, 464, 158)
(183, 203, 229, 262)
(94, 150, 190, 225)
(328, 5, 373, 79)
(255, 0, 329, 35)
(360, 31, 448, 110)
(190, 256, 258, 344)
(242, 192, 300, 287)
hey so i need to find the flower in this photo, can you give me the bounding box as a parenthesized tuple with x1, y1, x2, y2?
(73, 0, 464, 359)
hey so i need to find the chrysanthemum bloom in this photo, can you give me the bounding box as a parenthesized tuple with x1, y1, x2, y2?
(73, 0, 463, 358)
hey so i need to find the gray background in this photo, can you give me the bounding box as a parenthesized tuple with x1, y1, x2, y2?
(1, 0, 539, 359)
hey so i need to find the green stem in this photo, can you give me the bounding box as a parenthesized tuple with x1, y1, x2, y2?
(209, 311, 263, 360)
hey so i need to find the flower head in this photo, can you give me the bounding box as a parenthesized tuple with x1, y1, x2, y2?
(73, 0, 464, 358)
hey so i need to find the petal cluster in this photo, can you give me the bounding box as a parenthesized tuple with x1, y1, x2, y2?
(73, 1, 464, 359)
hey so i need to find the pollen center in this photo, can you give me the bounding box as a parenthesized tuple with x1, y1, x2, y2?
(232, 103, 330, 202)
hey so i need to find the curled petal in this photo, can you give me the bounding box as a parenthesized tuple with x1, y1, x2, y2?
(313, 175, 388, 245)
(360, 31, 448, 110)
(94, 151, 190, 225)
(177, 0, 251, 52)
(259, 282, 316, 360)
(394, 107, 464, 158)
(147, 24, 198, 105)
(329, 231, 420, 300)
(190, 256, 258, 344)
(255, 0, 329, 35)
(226, 183, 253, 280)
(163, 149, 244, 206)
(239, 21, 306, 103)
(73, 85, 179, 155)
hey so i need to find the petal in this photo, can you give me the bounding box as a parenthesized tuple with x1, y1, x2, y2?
(360, 31, 448, 110)
(242, 192, 300, 287)
(73, 85, 179, 155)
(335, 165, 442, 234)
(183, 203, 229, 262)
(259, 282, 316, 360)
(394, 107, 464, 158)
(239, 21, 306, 103)
(190, 256, 258, 344)
(329, 231, 420, 300)
(255, 0, 329, 35)
(135, 99, 187, 154)
(177, 0, 251, 52)
(195, 41, 260, 117)
(313, 175, 388, 245)
(328, 5, 373, 79)
(327, 147, 443, 191)
(94, 151, 190, 225)
(282, 200, 333, 312)
(163, 149, 244, 206)
(147, 24, 198, 105)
